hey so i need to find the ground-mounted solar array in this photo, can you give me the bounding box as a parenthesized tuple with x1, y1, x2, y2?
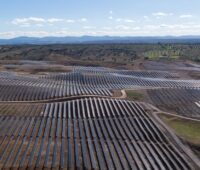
(147, 88, 200, 119)
(0, 98, 198, 169)
(0, 66, 200, 102)
(0, 65, 199, 170)
(0, 73, 112, 101)
(42, 67, 200, 89)
(73, 66, 179, 78)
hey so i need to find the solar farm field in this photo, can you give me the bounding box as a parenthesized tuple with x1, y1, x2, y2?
(0, 66, 199, 169)
(0, 98, 198, 169)
(147, 88, 200, 119)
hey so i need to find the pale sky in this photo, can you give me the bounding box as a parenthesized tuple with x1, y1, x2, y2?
(0, 0, 200, 38)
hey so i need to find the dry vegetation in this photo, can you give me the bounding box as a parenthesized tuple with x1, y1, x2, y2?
(0, 44, 200, 70)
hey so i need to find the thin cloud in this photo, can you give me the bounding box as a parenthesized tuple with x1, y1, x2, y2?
(47, 18, 64, 23)
(4, 13, 200, 38)
(2, 22, 200, 38)
(143, 16, 150, 21)
(124, 19, 135, 23)
(115, 18, 135, 23)
(66, 19, 75, 23)
(115, 25, 130, 30)
(108, 10, 113, 20)
(11, 17, 84, 26)
(152, 12, 173, 17)
(108, 16, 113, 20)
(102, 27, 112, 30)
(116, 18, 122, 22)
(12, 17, 64, 26)
(12, 17, 45, 25)
(179, 14, 193, 18)
(83, 26, 96, 29)
(79, 18, 88, 22)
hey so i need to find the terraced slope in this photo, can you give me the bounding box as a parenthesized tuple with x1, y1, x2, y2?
(0, 98, 198, 169)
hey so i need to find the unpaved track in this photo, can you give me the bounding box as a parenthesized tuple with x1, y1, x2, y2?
(145, 103, 200, 122)
(0, 89, 127, 104)
(139, 102, 200, 168)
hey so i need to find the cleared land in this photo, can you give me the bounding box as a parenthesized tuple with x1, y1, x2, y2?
(0, 54, 199, 169)
(0, 98, 198, 169)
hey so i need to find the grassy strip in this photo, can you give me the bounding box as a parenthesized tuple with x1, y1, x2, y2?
(126, 90, 144, 101)
(159, 113, 200, 157)
(159, 114, 200, 144)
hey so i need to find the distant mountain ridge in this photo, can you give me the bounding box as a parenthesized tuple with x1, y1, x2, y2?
(1, 36, 200, 45)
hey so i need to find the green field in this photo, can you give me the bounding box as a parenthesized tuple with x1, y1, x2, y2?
(159, 114, 200, 144)
(126, 90, 144, 101)
(145, 50, 180, 60)
(159, 113, 200, 157)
